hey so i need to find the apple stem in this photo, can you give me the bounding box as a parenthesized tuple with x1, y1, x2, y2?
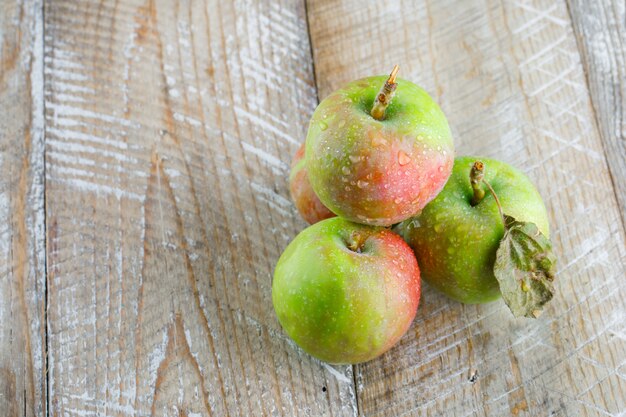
(470, 161, 486, 205)
(470, 161, 505, 224)
(371, 65, 399, 120)
(347, 231, 365, 253)
(484, 180, 505, 225)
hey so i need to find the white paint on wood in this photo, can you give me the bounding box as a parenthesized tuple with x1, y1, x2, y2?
(567, 0, 626, 226)
(0, 0, 46, 414)
(44, 0, 357, 416)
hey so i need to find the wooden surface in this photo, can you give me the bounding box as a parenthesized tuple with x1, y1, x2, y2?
(0, 0, 624, 416)
(44, 0, 355, 415)
(307, 0, 626, 415)
(0, 0, 46, 415)
(567, 0, 626, 227)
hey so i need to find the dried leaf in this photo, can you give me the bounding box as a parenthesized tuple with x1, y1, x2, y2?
(494, 215, 557, 318)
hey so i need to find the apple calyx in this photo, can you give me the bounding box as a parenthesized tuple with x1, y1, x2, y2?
(371, 65, 399, 120)
(494, 215, 557, 318)
(471, 160, 557, 318)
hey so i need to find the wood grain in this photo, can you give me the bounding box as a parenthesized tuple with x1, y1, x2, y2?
(44, 0, 356, 415)
(0, 0, 46, 415)
(307, 0, 626, 416)
(567, 0, 626, 227)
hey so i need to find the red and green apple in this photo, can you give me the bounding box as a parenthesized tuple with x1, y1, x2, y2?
(305, 68, 454, 226)
(289, 143, 335, 224)
(272, 217, 420, 364)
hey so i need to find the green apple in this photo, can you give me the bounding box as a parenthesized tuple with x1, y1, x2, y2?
(305, 70, 454, 226)
(272, 217, 420, 364)
(395, 156, 549, 304)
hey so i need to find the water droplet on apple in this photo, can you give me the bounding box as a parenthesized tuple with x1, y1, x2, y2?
(398, 151, 411, 166)
(345, 186, 351, 191)
(438, 166, 443, 172)
(319, 120, 328, 131)
(338, 119, 346, 128)
(341, 166, 351, 175)
(357, 180, 368, 188)
(349, 155, 362, 163)
(394, 197, 403, 204)
(372, 136, 387, 147)
(433, 224, 443, 233)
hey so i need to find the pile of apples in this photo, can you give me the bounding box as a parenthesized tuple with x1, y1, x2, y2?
(273, 67, 556, 365)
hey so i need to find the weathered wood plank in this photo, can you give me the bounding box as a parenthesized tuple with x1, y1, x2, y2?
(307, 0, 626, 415)
(567, 0, 626, 227)
(44, 0, 356, 415)
(0, 0, 46, 415)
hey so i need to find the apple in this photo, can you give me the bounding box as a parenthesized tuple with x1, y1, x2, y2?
(395, 156, 550, 304)
(272, 217, 420, 364)
(306, 68, 454, 226)
(289, 143, 335, 224)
